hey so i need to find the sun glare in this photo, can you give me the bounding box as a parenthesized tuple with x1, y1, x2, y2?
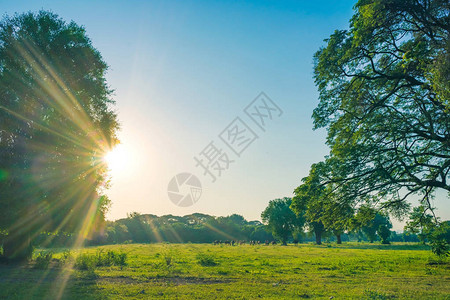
(103, 144, 129, 174)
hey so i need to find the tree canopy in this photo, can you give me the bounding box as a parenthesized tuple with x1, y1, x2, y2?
(261, 197, 304, 245)
(352, 206, 393, 243)
(0, 11, 119, 259)
(313, 0, 449, 213)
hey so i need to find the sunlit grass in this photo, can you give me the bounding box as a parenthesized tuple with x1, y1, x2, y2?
(0, 243, 449, 299)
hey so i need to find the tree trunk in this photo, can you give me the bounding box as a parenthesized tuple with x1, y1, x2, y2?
(3, 230, 32, 261)
(315, 230, 322, 245)
(336, 234, 342, 244)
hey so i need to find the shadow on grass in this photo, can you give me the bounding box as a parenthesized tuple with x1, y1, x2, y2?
(0, 261, 109, 300)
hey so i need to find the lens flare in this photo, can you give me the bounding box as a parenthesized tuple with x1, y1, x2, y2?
(103, 144, 133, 176)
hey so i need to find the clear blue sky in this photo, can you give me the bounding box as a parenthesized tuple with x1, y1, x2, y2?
(2, 0, 448, 230)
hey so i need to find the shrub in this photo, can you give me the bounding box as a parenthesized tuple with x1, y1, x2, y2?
(112, 251, 128, 267)
(74, 253, 97, 271)
(57, 249, 73, 267)
(34, 251, 53, 269)
(196, 253, 218, 266)
(430, 239, 449, 257)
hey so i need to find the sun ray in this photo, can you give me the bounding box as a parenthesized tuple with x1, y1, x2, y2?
(1, 25, 117, 299)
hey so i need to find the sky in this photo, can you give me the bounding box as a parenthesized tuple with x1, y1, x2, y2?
(2, 0, 448, 230)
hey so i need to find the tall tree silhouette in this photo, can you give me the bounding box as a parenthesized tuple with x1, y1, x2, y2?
(0, 11, 119, 260)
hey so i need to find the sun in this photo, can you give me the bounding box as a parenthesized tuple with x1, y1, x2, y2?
(103, 144, 129, 174)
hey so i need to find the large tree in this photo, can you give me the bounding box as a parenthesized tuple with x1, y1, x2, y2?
(0, 11, 119, 260)
(313, 0, 449, 214)
(261, 197, 304, 245)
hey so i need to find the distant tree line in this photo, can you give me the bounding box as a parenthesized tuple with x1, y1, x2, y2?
(96, 213, 274, 245)
(260, 197, 446, 247)
(7, 208, 441, 250)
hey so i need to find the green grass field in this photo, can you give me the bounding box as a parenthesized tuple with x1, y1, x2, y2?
(0, 243, 449, 299)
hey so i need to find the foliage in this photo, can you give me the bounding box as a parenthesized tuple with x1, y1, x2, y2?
(57, 249, 73, 267)
(0, 11, 119, 260)
(101, 213, 274, 245)
(292, 163, 334, 245)
(312, 0, 449, 216)
(33, 251, 53, 269)
(430, 221, 450, 257)
(430, 238, 449, 257)
(261, 197, 304, 245)
(376, 221, 392, 245)
(404, 206, 436, 243)
(74, 253, 97, 271)
(405, 206, 450, 256)
(353, 206, 392, 243)
(320, 196, 354, 244)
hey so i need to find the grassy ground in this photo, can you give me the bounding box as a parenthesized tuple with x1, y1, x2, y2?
(0, 243, 449, 299)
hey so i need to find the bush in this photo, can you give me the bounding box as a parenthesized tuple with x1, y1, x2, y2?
(57, 249, 73, 267)
(113, 251, 128, 266)
(34, 251, 53, 269)
(430, 239, 449, 257)
(74, 253, 97, 271)
(196, 253, 218, 266)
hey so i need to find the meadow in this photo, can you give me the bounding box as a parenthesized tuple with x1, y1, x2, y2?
(0, 243, 449, 299)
